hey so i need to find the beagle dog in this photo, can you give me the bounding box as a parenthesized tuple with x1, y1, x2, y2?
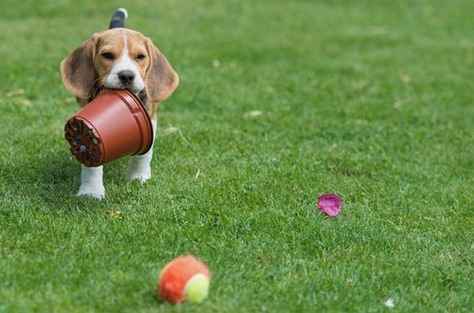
(60, 8, 178, 199)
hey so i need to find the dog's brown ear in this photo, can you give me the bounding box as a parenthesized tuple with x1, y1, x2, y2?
(60, 35, 98, 99)
(145, 38, 179, 103)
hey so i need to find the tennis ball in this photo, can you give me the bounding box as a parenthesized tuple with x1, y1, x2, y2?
(158, 255, 210, 304)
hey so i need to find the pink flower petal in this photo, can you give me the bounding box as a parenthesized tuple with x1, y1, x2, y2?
(318, 194, 342, 217)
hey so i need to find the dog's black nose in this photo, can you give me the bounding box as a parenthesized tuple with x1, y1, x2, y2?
(118, 70, 135, 84)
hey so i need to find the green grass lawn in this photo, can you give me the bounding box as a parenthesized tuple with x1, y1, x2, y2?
(1, 0, 474, 312)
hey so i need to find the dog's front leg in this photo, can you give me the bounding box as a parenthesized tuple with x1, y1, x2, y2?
(77, 165, 105, 199)
(126, 119, 157, 182)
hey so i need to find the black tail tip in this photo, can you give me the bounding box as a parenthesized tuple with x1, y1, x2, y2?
(109, 8, 128, 29)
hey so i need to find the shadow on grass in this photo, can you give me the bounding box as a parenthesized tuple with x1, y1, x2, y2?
(1, 154, 116, 213)
(152, 292, 166, 305)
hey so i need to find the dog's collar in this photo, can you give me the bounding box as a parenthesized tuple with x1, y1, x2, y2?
(88, 81, 147, 105)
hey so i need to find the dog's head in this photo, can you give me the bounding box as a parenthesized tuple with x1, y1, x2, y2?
(60, 28, 178, 103)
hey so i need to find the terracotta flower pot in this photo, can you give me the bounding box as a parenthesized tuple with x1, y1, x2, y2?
(64, 88, 153, 167)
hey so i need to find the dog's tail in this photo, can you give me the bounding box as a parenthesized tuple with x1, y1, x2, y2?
(109, 8, 128, 29)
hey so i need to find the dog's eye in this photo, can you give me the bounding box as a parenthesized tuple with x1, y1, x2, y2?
(135, 54, 146, 61)
(101, 52, 114, 60)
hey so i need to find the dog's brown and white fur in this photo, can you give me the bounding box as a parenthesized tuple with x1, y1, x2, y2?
(60, 9, 178, 199)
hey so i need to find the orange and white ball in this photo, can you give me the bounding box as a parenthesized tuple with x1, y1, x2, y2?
(158, 255, 211, 304)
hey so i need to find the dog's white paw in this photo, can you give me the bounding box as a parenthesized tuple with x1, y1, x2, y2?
(77, 184, 105, 199)
(126, 166, 151, 182)
(126, 120, 155, 183)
